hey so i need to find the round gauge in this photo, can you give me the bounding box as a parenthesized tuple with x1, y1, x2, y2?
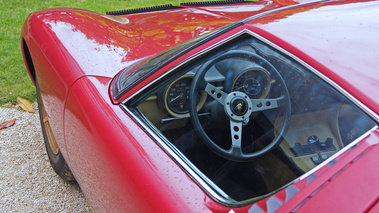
(164, 75, 206, 117)
(231, 68, 271, 99)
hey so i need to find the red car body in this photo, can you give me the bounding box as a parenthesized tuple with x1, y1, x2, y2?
(21, 0, 379, 212)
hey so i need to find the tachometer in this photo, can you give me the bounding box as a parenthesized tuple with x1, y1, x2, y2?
(231, 68, 271, 99)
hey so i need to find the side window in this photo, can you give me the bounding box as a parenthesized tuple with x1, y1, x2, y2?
(129, 34, 376, 202)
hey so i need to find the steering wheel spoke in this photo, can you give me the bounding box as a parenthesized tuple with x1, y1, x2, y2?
(230, 120, 243, 152)
(205, 83, 228, 106)
(250, 98, 281, 112)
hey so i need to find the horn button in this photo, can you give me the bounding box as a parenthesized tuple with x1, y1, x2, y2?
(231, 97, 248, 116)
(225, 92, 253, 121)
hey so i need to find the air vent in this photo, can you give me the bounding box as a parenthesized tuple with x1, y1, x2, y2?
(180, 0, 251, 7)
(106, 4, 181, 16)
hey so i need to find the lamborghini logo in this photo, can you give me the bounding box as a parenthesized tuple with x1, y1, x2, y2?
(235, 102, 244, 111)
(231, 98, 248, 116)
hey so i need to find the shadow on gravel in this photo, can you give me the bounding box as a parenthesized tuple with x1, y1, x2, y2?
(0, 105, 91, 212)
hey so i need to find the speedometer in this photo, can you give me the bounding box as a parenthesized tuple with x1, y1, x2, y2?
(164, 75, 207, 117)
(231, 68, 271, 99)
(166, 76, 192, 114)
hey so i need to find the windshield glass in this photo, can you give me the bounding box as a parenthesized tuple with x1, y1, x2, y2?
(128, 33, 377, 203)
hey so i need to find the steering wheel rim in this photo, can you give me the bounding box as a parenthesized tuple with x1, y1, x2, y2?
(189, 50, 291, 161)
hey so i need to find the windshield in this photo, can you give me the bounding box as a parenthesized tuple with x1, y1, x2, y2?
(127, 32, 377, 204)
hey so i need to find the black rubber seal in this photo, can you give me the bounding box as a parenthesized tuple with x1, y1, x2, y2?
(106, 4, 182, 15)
(181, 0, 251, 7)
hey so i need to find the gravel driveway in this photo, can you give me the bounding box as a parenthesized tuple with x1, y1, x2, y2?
(0, 105, 91, 212)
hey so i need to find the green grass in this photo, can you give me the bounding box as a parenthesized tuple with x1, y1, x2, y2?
(0, 0, 214, 106)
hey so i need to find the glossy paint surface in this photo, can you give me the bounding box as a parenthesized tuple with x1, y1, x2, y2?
(26, 7, 236, 79)
(179, 0, 301, 20)
(21, 5, 238, 169)
(20, 0, 379, 212)
(64, 76, 231, 212)
(296, 133, 379, 212)
(21, 1, 292, 211)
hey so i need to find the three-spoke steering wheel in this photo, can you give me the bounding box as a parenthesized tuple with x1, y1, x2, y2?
(189, 50, 291, 161)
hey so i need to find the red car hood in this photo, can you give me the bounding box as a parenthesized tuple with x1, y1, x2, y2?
(24, 0, 379, 112)
(23, 0, 311, 91)
(247, 0, 379, 116)
(24, 0, 296, 81)
(24, 7, 232, 78)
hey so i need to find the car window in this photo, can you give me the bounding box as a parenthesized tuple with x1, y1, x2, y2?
(127, 33, 377, 203)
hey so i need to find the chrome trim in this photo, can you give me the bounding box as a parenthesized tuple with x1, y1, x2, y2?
(101, 15, 129, 24)
(121, 29, 379, 205)
(120, 104, 236, 205)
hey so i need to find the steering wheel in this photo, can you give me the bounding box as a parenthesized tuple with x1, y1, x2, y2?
(189, 50, 291, 161)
